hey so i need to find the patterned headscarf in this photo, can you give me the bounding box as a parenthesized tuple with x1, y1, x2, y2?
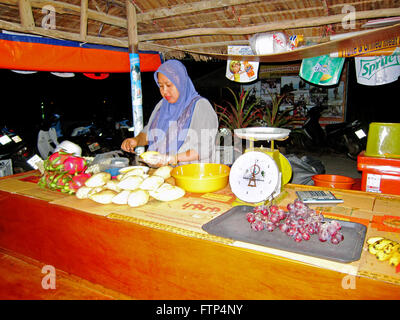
(148, 60, 201, 154)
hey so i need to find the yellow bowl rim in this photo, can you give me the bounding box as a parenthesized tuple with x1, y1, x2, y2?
(171, 163, 230, 181)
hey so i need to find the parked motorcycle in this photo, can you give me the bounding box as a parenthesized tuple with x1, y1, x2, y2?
(285, 103, 368, 160)
(0, 126, 41, 173)
(37, 112, 134, 160)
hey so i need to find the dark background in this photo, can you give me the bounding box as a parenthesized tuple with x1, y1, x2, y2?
(1, 58, 399, 148)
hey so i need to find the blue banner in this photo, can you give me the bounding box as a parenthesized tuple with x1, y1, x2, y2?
(129, 53, 144, 154)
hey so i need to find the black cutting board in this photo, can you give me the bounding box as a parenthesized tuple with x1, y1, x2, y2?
(202, 205, 366, 263)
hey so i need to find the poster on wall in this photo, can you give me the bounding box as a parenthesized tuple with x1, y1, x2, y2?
(226, 46, 259, 83)
(246, 63, 348, 126)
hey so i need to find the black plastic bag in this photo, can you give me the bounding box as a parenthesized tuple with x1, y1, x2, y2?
(286, 154, 325, 185)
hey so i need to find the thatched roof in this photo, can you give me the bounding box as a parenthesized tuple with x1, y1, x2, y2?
(0, 0, 399, 62)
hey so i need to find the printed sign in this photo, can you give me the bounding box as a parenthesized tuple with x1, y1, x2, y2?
(226, 46, 259, 83)
(355, 49, 400, 86)
(0, 135, 12, 145)
(129, 53, 144, 154)
(331, 36, 400, 58)
(299, 55, 345, 86)
(366, 173, 382, 193)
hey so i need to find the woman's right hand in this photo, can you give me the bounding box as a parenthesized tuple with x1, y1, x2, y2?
(121, 138, 138, 153)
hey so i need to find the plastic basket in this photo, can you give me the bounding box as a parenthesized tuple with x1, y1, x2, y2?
(312, 174, 355, 190)
(0, 159, 13, 177)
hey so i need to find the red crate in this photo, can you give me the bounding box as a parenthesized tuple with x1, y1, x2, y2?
(357, 151, 400, 195)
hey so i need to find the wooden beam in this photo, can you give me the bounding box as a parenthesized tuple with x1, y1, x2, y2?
(136, 0, 261, 22)
(18, 0, 35, 30)
(138, 7, 400, 41)
(142, 22, 400, 62)
(80, 0, 88, 41)
(125, 0, 138, 53)
(0, 18, 128, 47)
(135, 0, 387, 34)
(3, 0, 128, 28)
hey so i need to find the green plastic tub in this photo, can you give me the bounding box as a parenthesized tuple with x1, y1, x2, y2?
(365, 122, 400, 158)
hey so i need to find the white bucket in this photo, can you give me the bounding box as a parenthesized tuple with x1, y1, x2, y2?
(54, 140, 82, 156)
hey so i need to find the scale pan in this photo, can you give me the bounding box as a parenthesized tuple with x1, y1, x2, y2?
(234, 127, 290, 141)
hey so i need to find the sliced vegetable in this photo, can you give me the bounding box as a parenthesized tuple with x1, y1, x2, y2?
(112, 190, 132, 205)
(139, 175, 164, 191)
(85, 172, 111, 187)
(139, 151, 160, 161)
(119, 166, 150, 175)
(89, 190, 117, 204)
(149, 183, 185, 202)
(127, 189, 150, 207)
(87, 186, 105, 197)
(153, 166, 173, 179)
(75, 186, 94, 199)
(117, 175, 143, 190)
(105, 180, 122, 193)
(120, 169, 149, 180)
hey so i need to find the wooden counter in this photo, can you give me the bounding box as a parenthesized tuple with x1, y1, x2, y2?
(0, 171, 399, 299)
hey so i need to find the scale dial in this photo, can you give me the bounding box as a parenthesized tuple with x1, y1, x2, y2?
(229, 151, 280, 203)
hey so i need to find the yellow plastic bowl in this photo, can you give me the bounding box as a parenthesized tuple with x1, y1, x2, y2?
(171, 163, 231, 193)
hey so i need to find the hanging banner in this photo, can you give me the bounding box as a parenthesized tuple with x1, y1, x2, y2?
(226, 46, 259, 83)
(299, 55, 345, 86)
(355, 48, 400, 86)
(129, 53, 144, 154)
(0, 32, 162, 72)
(330, 36, 400, 58)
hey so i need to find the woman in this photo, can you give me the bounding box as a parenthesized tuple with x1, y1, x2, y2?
(121, 59, 218, 167)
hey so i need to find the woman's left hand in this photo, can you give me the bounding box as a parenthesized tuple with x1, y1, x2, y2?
(142, 153, 175, 167)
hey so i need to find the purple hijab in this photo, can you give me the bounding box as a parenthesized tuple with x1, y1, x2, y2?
(148, 60, 201, 153)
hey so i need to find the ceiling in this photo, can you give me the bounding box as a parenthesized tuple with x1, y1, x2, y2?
(0, 0, 399, 62)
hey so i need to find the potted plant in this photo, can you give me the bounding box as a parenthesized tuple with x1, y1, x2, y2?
(261, 89, 296, 128)
(213, 87, 263, 131)
(213, 87, 263, 164)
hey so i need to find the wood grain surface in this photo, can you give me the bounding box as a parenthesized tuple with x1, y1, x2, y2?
(0, 190, 399, 299)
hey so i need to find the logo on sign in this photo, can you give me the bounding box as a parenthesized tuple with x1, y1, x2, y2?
(358, 55, 400, 80)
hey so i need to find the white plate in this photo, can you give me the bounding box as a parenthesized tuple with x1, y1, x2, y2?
(234, 127, 290, 141)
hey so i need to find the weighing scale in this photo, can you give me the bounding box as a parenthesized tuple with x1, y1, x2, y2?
(229, 127, 292, 206)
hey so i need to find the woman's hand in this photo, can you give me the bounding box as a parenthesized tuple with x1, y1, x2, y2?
(141, 153, 176, 168)
(121, 138, 138, 153)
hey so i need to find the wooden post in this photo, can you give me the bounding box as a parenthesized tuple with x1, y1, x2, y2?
(19, 0, 35, 30)
(126, 0, 144, 154)
(126, 0, 138, 53)
(80, 0, 88, 41)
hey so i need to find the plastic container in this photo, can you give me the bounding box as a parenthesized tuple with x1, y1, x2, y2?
(357, 151, 400, 195)
(171, 163, 230, 193)
(312, 174, 355, 190)
(0, 159, 13, 177)
(104, 157, 129, 177)
(54, 140, 82, 156)
(365, 122, 400, 158)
